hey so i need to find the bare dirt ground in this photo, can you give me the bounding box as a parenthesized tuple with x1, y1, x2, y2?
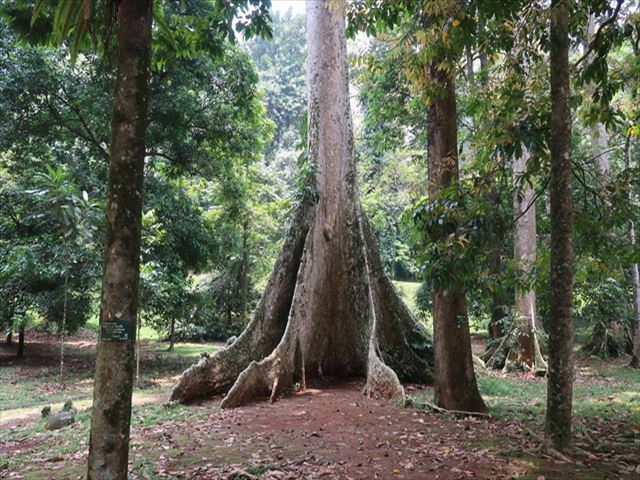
(2, 330, 639, 479)
(138, 381, 636, 480)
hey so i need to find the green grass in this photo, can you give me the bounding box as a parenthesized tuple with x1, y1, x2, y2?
(0, 401, 209, 479)
(392, 280, 421, 315)
(142, 342, 222, 357)
(474, 360, 640, 422)
(0, 340, 221, 413)
(409, 355, 640, 427)
(0, 377, 93, 411)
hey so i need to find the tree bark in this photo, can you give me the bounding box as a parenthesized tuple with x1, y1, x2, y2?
(60, 268, 68, 384)
(136, 310, 141, 388)
(240, 220, 250, 325)
(6, 331, 12, 346)
(546, 0, 574, 451)
(17, 325, 24, 357)
(170, 0, 433, 407)
(625, 37, 640, 366)
(87, 2, 153, 479)
(624, 132, 640, 367)
(512, 153, 547, 373)
(427, 62, 487, 413)
(629, 221, 640, 368)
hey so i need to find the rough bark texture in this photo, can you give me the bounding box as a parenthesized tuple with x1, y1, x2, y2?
(170, 0, 432, 408)
(512, 153, 547, 373)
(87, 2, 153, 479)
(427, 62, 487, 414)
(240, 220, 249, 324)
(546, 0, 574, 451)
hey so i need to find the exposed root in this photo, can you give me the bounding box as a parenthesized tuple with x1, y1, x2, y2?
(209, 208, 430, 409)
(170, 201, 313, 403)
(220, 358, 282, 409)
(363, 218, 434, 383)
(415, 400, 492, 418)
(363, 345, 405, 403)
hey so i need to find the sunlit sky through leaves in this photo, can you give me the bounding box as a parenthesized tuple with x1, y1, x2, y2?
(271, 0, 306, 16)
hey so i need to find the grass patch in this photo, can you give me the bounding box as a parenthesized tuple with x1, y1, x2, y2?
(392, 280, 420, 315)
(142, 342, 222, 357)
(474, 361, 640, 423)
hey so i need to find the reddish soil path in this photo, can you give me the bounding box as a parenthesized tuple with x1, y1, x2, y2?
(145, 382, 612, 480)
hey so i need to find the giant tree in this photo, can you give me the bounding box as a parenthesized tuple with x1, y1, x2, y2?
(171, 0, 433, 406)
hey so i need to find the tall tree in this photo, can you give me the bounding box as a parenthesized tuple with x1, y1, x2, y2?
(626, 24, 640, 368)
(171, 0, 433, 406)
(546, 0, 574, 450)
(427, 61, 487, 413)
(87, 1, 153, 478)
(512, 153, 547, 373)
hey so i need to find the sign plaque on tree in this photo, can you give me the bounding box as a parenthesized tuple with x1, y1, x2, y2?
(100, 318, 132, 342)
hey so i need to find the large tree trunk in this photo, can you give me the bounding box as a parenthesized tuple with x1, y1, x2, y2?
(170, 0, 432, 407)
(87, 2, 153, 479)
(546, 0, 574, 451)
(427, 62, 487, 414)
(512, 153, 547, 373)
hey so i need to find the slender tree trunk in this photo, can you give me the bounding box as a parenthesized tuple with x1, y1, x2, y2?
(87, 2, 152, 479)
(136, 310, 141, 388)
(427, 62, 487, 413)
(624, 133, 640, 367)
(17, 325, 24, 356)
(487, 187, 505, 339)
(465, 45, 475, 84)
(513, 153, 547, 373)
(240, 220, 250, 325)
(6, 331, 12, 346)
(546, 0, 574, 451)
(60, 268, 68, 384)
(625, 40, 640, 365)
(168, 318, 175, 352)
(629, 222, 640, 367)
(226, 287, 232, 327)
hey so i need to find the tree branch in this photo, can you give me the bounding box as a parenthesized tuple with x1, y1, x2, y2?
(574, 0, 624, 68)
